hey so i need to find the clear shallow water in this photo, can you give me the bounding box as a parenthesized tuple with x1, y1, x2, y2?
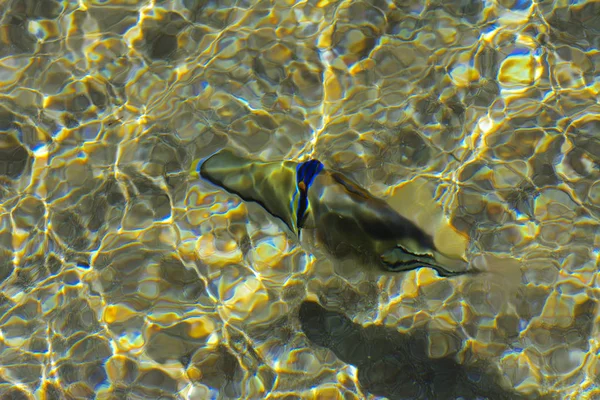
(0, 0, 599, 399)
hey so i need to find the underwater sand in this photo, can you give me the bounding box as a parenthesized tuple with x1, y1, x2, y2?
(1, 0, 600, 399)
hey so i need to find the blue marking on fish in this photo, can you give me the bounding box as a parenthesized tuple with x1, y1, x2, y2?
(295, 160, 324, 228)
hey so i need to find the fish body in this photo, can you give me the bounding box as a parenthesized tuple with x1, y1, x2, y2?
(198, 150, 472, 277)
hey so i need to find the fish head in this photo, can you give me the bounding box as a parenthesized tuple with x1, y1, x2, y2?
(197, 149, 302, 234)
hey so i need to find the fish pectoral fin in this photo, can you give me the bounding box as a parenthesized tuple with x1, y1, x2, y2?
(381, 247, 473, 277)
(380, 246, 432, 267)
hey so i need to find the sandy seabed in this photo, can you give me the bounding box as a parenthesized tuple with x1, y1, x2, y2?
(0, 0, 599, 399)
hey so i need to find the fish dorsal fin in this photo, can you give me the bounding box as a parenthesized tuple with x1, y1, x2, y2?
(329, 171, 371, 200)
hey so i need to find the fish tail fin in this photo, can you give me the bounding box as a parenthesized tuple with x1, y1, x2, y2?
(467, 254, 523, 303)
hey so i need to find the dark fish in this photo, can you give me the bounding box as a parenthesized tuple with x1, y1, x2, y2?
(197, 150, 475, 277)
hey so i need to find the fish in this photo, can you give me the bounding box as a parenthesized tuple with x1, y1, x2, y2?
(195, 149, 477, 277)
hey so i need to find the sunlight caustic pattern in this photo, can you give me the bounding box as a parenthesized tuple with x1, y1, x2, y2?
(0, 0, 600, 398)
